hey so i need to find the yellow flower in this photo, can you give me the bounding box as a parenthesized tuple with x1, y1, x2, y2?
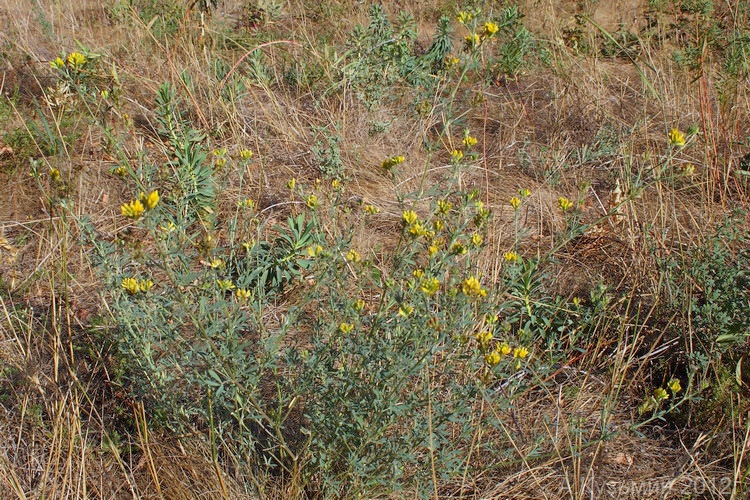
(306, 194, 318, 209)
(499, 342, 512, 355)
(354, 299, 366, 311)
(461, 276, 486, 298)
(212, 148, 227, 157)
(428, 244, 439, 256)
(307, 244, 323, 257)
(513, 346, 529, 359)
(161, 222, 176, 233)
(413, 268, 425, 278)
(485, 350, 501, 367)
(331, 179, 342, 190)
(238, 199, 255, 209)
(120, 199, 145, 219)
(287, 178, 297, 190)
(433, 219, 444, 231)
(557, 197, 573, 212)
(653, 387, 669, 401)
(456, 11, 472, 24)
(450, 149, 464, 162)
(445, 55, 460, 67)
(504, 251, 518, 262)
(240, 149, 253, 159)
(216, 279, 235, 291)
(572, 296, 582, 307)
(437, 200, 453, 215)
(236, 288, 252, 301)
(113, 166, 127, 177)
(420, 277, 440, 296)
(483, 22, 499, 38)
(215, 158, 227, 168)
(668, 128, 685, 147)
(680, 163, 696, 176)
(402, 210, 419, 226)
(475, 330, 493, 348)
(398, 304, 414, 317)
(667, 379, 682, 394)
(51, 57, 65, 69)
(519, 188, 531, 198)
(509, 197, 521, 209)
(346, 249, 361, 263)
(138, 279, 154, 292)
(66, 52, 86, 68)
(121, 277, 139, 295)
(339, 322, 354, 334)
(49, 168, 61, 182)
(139, 190, 160, 210)
(463, 135, 478, 147)
(464, 33, 481, 49)
(451, 241, 467, 255)
(363, 204, 380, 214)
(471, 233, 483, 246)
(209, 258, 224, 269)
(409, 222, 427, 237)
(382, 155, 405, 170)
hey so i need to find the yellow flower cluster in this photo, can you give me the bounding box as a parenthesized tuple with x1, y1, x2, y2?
(457, 11, 472, 24)
(122, 277, 154, 295)
(120, 199, 144, 219)
(639, 378, 681, 414)
(238, 199, 255, 209)
(363, 204, 381, 214)
(67, 52, 86, 68)
(120, 190, 159, 219)
(398, 304, 414, 317)
(339, 322, 354, 334)
(437, 200, 453, 215)
(382, 155, 405, 171)
(140, 190, 160, 210)
(307, 244, 323, 257)
(464, 33, 481, 49)
(668, 128, 685, 147)
(240, 149, 253, 159)
(557, 197, 573, 212)
(402, 210, 431, 238)
(236, 289, 252, 301)
(420, 276, 440, 296)
(216, 279, 235, 291)
(450, 149, 464, 162)
(346, 249, 361, 263)
(483, 22, 499, 37)
(476, 331, 529, 367)
(461, 276, 487, 298)
(50, 52, 86, 70)
(306, 194, 318, 209)
(463, 135, 478, 148)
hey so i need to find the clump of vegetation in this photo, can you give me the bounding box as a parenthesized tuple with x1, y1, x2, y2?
(1, 0, 748, 498)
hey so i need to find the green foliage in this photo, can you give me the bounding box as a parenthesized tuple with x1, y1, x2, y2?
(344, 5, 454, 108)
(312, 124, 345, 180)
(491, 7, 535, 79)
(656, 212, 750, 374)
(78, 82, 581, 494)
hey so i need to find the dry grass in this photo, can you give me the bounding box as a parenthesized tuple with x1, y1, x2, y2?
(1, 0, 748, 497)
